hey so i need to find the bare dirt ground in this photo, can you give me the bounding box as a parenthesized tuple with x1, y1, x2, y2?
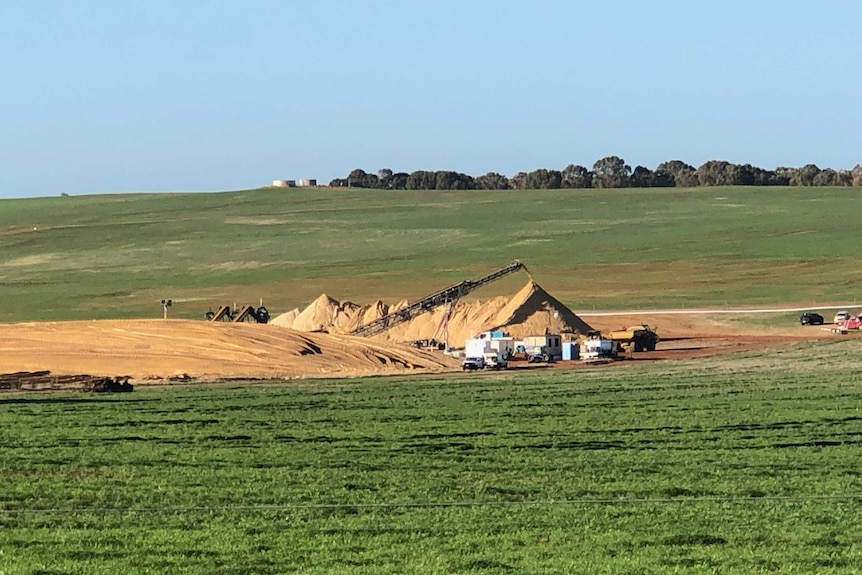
(584, 311, 837, 362)
(0, 310, 839, 389)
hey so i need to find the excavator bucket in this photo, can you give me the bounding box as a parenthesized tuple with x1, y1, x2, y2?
(232, 305, 257, 323)
(208, 305, 233, 322)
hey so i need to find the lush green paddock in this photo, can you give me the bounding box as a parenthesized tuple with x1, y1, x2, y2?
(3, 341, 862, 573)
(0, 186, 860, 322)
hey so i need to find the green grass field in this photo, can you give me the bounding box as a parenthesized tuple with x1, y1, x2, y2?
(3, 342, 862, 574)
(3, 186, 862, 573)
(1, 186, 861, 322)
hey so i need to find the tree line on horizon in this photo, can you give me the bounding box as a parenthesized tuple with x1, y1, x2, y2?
(329, 157, 862, 190)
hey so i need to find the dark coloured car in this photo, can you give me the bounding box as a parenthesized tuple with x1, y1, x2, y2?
(799, 312, 824, 326)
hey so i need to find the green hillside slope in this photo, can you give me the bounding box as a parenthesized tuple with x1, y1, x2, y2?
(0, 186, 859, 322)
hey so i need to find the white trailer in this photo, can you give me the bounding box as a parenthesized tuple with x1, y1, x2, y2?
(580, 336, 618, 363)
(465, 338, 493, 358)
(466, 332, 514, 359)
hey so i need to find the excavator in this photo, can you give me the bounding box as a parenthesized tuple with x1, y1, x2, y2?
(349, 260, 528, 338)
(206, 304, 270, 324)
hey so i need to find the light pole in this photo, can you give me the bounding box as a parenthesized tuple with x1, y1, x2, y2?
(160, 299, 172, 319)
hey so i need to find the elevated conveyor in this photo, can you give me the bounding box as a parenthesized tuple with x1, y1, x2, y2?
(350, 260, 527, 338)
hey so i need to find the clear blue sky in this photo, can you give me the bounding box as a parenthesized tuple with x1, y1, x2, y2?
(1, 1, 859, 198)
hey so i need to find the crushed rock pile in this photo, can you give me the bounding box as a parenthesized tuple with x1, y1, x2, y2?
(272, 281, 594, 345)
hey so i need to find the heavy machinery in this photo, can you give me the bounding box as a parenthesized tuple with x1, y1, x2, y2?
(607, 325, 659, 352)
(206, 305, 234, 322)
(580, 331, 619, 363)
(350, 260, 527, 338)
(232, 305, 270, 324)
(206, 304, 270, 324)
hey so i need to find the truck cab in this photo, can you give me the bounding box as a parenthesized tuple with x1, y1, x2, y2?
(462, 356, 485, 370)
(483, 352, 508, 369)
(608, 325, 659, 352)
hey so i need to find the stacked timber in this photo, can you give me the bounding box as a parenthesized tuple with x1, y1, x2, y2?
(0, 371, 133, 392)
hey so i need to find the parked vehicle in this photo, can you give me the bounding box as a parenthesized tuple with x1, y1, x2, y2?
(607, 324, 659, 352)
(799, 312, 824, 326)
(834, 311, 851, 324)
(527, 352, 553, 363)
(580, 331, 619, 363)
(836, 315, 862, 331)
(483, 352, 508, 370)
(462, 356, 485, 371)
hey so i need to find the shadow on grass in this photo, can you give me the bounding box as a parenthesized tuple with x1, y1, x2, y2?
(0, 396, 153, 405)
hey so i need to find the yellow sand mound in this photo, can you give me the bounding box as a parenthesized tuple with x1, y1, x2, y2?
(485, 281, 594, 338)
(0, 320, 460, 382)
(274, 281, 593, 346)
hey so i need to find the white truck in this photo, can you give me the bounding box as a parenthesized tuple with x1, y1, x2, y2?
(483, 351, 508, 370)
(580, 332, 619, 363)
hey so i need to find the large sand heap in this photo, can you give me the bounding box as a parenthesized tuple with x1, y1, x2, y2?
(272, 281, 594, 346)
(0, 320, 459, 382)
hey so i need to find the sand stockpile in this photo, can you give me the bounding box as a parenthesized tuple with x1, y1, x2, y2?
(0, 320, 460, 382)
(273, 281, 594, 346)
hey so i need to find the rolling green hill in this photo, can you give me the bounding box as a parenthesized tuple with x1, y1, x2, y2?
(1, 186, 860, 322)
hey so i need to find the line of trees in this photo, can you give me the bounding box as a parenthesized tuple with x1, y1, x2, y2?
(329, 158, 862, 190)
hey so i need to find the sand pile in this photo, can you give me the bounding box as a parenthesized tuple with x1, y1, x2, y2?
(486, 281, 594, 338)
(273, 281, 594, 345)
(0, 320, 460, 382)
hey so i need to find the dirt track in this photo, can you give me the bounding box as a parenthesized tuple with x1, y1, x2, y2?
(583, 311, 837, 362)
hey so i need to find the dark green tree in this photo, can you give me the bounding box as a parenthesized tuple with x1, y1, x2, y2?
(657, 160, 699, 187)
(813, 168, 852, 186)
(772, 167, 795, 186)
(434, 171, 475, 190)
(630, 166, 659, 188)
(389, 172, 409, 190)
(347, 168, 369, 188)
(525, 168, 562, 189)
(696, 160, 743, 186)
(674, 169, 699, 187)
(741, 164, 775, 185)
(475, 172, 510, 190)
(790, 164, 821, 186)
(656, 160, 694, 176)
(509, 172, 527, 190)
(592, 156, 631, 188)
(377, 168, 393, 189)
(406, 170, 437, 190)
(561, 164, 592, 188)
(727, 163, 752, 185)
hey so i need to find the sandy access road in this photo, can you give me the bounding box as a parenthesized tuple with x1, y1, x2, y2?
(0, 309, 844, 387)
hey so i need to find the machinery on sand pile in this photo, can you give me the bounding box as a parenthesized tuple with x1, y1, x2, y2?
(206, 304, 270, 324)
(350, 260, 528, 340)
